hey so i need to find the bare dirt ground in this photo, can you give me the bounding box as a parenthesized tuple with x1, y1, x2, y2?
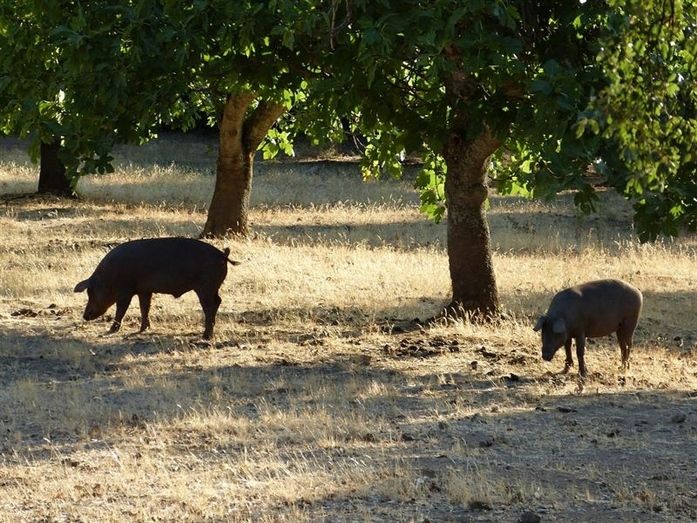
(1, 135, 697, 522)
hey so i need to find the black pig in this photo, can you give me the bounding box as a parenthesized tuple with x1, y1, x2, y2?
(534, 279, 642, 377)
(74, 237, 239, 339)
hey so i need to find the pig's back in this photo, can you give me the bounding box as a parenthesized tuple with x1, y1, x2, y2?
(575, 279, 642, 310)
(552, 279, 642, 337)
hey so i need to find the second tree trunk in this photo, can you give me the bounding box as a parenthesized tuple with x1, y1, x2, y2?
(443, 129, 500, 317)
(202, 93, 285, 237)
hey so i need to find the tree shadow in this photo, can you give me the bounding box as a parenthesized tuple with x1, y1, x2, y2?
(2, 322, 696, 520)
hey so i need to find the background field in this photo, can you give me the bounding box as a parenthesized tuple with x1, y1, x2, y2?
(1, 135, 697, 522)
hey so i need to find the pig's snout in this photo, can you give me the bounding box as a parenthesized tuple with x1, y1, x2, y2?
(83, 307, 99, 321)
(542, 352, 554, 362)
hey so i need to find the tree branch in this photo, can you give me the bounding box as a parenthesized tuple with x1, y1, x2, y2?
(242, 100, 286, 152)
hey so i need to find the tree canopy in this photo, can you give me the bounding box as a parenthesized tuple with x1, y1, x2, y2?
(0, 1, 184, 186)
(303, 0, 696, 239)
(597, 0, 697, 240)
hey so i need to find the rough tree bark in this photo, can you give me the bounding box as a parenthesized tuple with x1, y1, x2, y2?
(38, 140, 72, 195)
(442, 128, 501, 317)
(201, 92, 285, 237)
(441, 44, 502, 318)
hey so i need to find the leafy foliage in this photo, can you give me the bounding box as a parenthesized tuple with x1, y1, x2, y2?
(0, 1, 316, 181)
(302, 1, 696, 240)
(0, 1, 182, 182)
(597, 0, 697, 239)
(2, 1, 694, 241)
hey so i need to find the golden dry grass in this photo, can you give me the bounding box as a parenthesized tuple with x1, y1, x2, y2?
(1, 135, 697, 522)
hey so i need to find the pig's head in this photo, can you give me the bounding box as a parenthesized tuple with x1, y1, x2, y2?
(533, 315, 567, 361)
(74, 277, 115, 320)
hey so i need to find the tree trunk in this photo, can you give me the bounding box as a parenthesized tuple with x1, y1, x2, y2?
(442, 128, 501, 317)
(38, 140, 72, 195)
(201, 93, 285, 237)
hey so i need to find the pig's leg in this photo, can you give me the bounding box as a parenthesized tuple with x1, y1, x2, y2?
(197, 290, 221, 340)
(575, 335, 587, 377)
(138, 293, 152, 332)
(563, 339, 574, 373)
(109, 293, 133, 333)
(617, 321, 634, 369)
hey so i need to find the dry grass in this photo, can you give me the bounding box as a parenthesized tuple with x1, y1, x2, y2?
(1, 135, 697, 522)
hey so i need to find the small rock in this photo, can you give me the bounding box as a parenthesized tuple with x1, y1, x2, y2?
(353, 354, 372, 366)
(401, 433, 415, 442)
(468, 500, 492, 511)
(360, 432, 377, 443)
(518, 511, 541, 523)
(671, 413, 687, 424)
(11, 308, 38, 318)
(477, 346, 498, 359)
(650, 474, 670, 481)
(506, 373, 521, 382)
(88, 424, 102, 439)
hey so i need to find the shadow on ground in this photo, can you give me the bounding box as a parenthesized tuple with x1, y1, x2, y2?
(1, 317, 696, 521)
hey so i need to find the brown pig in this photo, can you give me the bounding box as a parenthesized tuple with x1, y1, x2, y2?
(74, 237, 239, 339)
(534, 279, 642, 377)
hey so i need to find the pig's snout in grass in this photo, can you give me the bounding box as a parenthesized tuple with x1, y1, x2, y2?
(83, 308, 99, 321)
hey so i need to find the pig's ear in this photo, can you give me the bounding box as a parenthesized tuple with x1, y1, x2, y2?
(74, 279, 90, 293)
(533, 316, 545, 332)
(552, 317, 566, 334)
